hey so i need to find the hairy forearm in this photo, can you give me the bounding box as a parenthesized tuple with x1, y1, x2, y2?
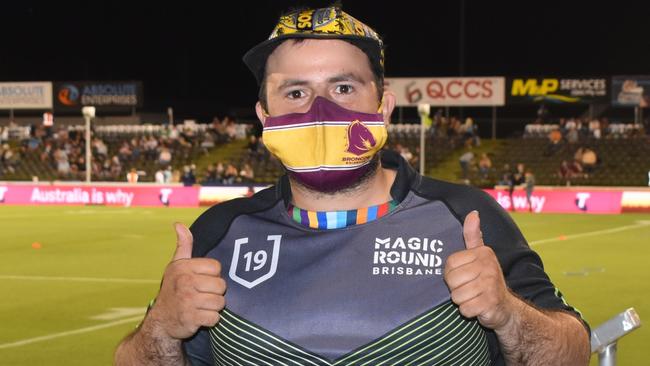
(495, 295, 590, 366)
(114, 314, 188, 366)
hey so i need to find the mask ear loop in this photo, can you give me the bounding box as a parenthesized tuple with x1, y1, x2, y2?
(377, 96, 384, 113)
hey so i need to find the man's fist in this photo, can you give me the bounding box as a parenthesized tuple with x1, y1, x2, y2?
(148, 223, 226, 340)
(443, 211, 516, 330)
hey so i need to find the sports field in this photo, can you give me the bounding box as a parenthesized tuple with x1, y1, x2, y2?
(0, 205, 648, 365)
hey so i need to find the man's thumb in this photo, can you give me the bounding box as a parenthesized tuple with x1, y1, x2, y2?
(172, 222, 193, 261)
(463, 210, 484, 249)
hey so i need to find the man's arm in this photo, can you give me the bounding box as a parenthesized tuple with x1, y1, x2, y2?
(115, 312, 188, 366)
(114, 223, 225, 366)
(444, 211, 590, 366)
(495, 294, 590, 365)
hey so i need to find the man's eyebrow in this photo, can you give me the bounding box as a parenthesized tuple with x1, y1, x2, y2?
(277, 79, 310, 90)
(327, 73, 366, 84)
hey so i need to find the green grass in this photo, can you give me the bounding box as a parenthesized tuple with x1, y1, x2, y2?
(0, 206, 648, 365)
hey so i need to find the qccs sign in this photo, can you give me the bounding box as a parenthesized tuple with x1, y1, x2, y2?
(385, 77, 505, 107)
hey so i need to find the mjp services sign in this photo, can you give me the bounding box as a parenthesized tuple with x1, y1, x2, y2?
(507, 77, 608, 104)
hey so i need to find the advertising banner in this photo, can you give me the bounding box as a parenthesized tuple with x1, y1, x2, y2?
(484, 188, 623, 214)
(53, 81, 143, 112)
(0, 185, 198, 207)
(198, 186, 267, 206)
(0, 82, 53, 110)
(621, 191, 650, 212)
(506, 77, 608, 104)
(0, 184, 642, 213)
(611, 76, 650, 107)
(385, 77, 505, 107)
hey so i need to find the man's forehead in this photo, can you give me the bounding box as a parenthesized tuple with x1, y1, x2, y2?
(265, 39, 374, 84)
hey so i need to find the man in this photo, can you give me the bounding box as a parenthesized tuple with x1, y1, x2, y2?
(116, 6, 590, 365)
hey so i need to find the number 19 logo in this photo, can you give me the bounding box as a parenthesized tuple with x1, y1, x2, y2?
(229, 235, 282, 289)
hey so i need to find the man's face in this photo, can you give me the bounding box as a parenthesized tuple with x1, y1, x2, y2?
(257, 39, 388, 118)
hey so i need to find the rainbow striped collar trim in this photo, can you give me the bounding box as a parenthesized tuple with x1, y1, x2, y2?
(287, 199, 399, 230)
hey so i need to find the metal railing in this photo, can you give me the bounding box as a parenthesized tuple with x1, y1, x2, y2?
(591, 308, 641, 366)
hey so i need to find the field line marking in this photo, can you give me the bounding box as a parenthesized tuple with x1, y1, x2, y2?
(530, 221, 650, 247)
(0, 315, 142, 349)
(0, 275, 158, 284)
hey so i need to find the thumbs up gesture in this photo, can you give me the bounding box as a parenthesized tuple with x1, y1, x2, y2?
(444, 211, 516, 331)
(147, 223, 227, 340)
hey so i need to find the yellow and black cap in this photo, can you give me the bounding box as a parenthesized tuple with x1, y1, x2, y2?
(243, 6, 384, 84)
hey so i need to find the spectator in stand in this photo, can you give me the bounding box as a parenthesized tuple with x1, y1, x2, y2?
(109, 155, 122, 179)
(239, 163, 255, 182)
(202, 164, 220, 186)
(398, 145, 414, 166)
(213, 117, 229, 143)
(600, 117, 610, 135)
(1, 144, 17, 174)
(566, 122, 579, 144)
(171, 168, 181, 183)
(508, 164, 525, 212)
(93, 137, 108, 159)
(155, 168, 165, 184)
(118, 141, 133, 163)
(168, 125, 180, 141)
(131, 137, 143, 161)
(525, 170, 535, 213)
(544, 128, 563, 156)
(581, 147, 598, 175)
(478, 153, 492, 179)
(158, 146, 172, 166)
(200, 133, 215, 154)
(215, 162, 225, 179)
(144, 136, 159, 160)
(74, 155, 86, 180)
(589, 119, 601, 139)
(574, 147, 584, 164)
(247, 135, 260, 158)
(458, 148, 474, 182)
(222, 163, 239, 185)
(54, 145, 70, 178)
(0, 126, 8, 144)
(498, 163, 512, 186)
(225, 117, 237, 141)
(558, 160, 582, 186)
(101, 158, 112, 180)
(127, 168, 139, 184)
(463, 117, 480, 147)
(163, 166, 173, 183)
(181, 165, 196, 186)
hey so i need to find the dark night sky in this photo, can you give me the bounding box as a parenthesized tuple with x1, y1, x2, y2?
(2, 1, 650, 120)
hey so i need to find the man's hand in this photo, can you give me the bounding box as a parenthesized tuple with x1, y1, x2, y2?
(444, 211, 516, 330)
(148, 223, 227, 340)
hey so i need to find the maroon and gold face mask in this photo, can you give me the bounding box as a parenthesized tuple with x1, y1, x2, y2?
(262, 97, 387, 192)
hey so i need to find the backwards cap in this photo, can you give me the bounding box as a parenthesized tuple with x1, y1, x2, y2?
(243, 6, 384, 85)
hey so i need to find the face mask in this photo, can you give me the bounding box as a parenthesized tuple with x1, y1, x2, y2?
(262, 96, 387, 192)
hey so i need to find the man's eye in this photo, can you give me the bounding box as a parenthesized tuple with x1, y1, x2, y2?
(335, 84, 354, 94)
(287, 90, 305, 99)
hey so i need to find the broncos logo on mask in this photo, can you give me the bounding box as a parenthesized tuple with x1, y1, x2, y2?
(346, 120, 377, 156)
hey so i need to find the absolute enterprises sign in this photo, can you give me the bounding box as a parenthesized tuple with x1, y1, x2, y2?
(385, 77, 505, 107)
(0, 82, 53, 110)
(54, 81, 143, 111)
(507, 77, 608, 104)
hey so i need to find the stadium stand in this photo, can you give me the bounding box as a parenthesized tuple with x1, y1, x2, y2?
(1, 119, 648, 188)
